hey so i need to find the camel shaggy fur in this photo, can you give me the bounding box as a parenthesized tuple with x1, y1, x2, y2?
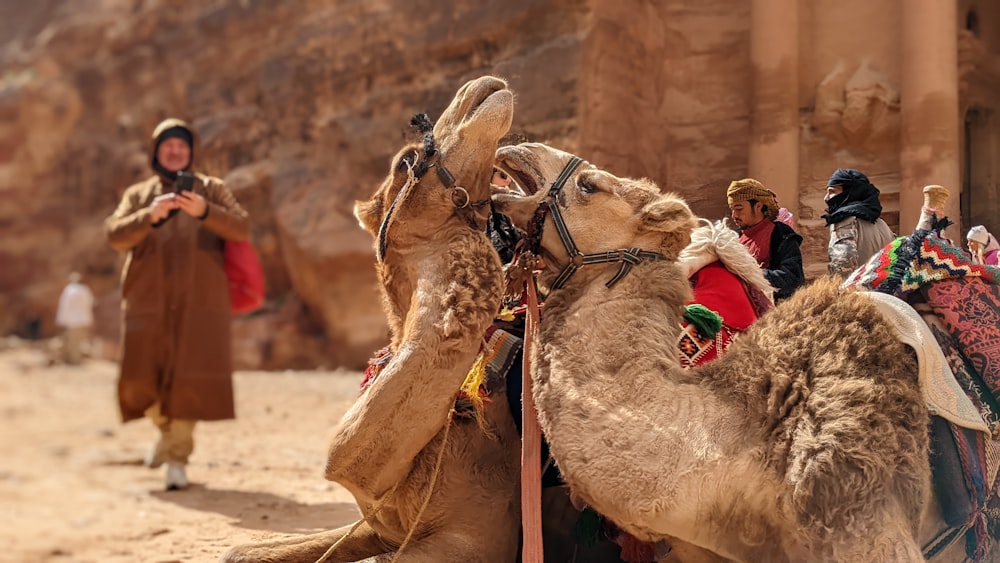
(492, 142, 968, 562)
(223, 76, 520, 563)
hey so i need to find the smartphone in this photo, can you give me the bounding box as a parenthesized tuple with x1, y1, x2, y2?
(175, 171, 196, 194)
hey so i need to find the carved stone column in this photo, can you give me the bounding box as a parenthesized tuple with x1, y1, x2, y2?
(900, 1, 961, 234)
(749, 0, 799, 218)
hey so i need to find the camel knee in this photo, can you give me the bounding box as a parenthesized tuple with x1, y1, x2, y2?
(219, 526, 374, 563)
(218, 544, 257, 563)
(219, 542, 308, 563)
(219, 542, 338, 563)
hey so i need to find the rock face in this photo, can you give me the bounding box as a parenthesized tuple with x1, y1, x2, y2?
(2, 0, 997, 368)
(0, 0, 586, 369)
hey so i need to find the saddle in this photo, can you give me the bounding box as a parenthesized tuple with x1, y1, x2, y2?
(844, 222, 1000, 560)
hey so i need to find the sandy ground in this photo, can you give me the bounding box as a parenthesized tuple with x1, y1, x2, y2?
(0, 343, 366, 563)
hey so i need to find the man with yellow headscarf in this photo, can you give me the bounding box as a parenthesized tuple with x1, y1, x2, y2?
(727, 178, 805, 301)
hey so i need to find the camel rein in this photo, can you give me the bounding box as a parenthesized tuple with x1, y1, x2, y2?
(521, 276, 545, 563)
(529, 156, 667, 289)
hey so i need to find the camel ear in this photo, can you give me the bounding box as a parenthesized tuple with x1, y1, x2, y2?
(641, 195, 696, 257)
(354, 198, 382, 235)
(641, 194, 695, 232)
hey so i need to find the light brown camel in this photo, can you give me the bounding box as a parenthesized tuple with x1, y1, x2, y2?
(223, 76, 521, 563)
(492, 142, 977, 562)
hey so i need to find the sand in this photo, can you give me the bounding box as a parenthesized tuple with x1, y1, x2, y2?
(0, 343, 365, 563)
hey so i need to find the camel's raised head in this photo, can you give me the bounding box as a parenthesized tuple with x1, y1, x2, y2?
(354, 76, 514, 258)
(493, 143, 697, 287)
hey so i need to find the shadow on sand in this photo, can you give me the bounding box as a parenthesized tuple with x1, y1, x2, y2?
(152, 486, 359, 533)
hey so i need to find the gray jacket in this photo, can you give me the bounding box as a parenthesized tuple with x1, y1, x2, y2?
(828, 216, 896, 277)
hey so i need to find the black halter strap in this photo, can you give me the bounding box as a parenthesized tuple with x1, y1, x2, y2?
(376, 148, 490, 263)
(432, 156, 492, 227)
(540, 156, 667, 290)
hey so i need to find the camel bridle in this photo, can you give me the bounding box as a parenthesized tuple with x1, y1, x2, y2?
(527, 156, 667, 290)
(375, 114, 493, 263)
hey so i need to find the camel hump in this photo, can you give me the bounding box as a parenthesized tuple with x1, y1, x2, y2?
(741, 280, 927, 535)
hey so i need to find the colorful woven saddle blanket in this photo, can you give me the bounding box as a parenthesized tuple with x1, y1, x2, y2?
(843, 222, 1000, 433)
(914, 278, 1000, 547)
(843, 221, 1000, 558)
(843, 219, 1000, 296)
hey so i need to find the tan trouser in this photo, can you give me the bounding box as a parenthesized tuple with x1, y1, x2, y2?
(62, 326, 89, 365)
(144, 404, 196, 465)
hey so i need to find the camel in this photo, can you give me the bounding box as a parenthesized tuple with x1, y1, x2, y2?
(492, 142, 984, 562)
(223, 76, 521, 562)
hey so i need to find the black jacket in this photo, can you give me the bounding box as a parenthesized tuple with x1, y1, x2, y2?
(766, 221, 805, 301)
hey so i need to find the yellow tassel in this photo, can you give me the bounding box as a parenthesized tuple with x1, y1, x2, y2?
(498, 307, 515, 321)
(460, 353, 490, 433)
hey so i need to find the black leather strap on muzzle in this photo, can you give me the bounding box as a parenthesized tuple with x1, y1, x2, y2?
(542, 156, 667, 290)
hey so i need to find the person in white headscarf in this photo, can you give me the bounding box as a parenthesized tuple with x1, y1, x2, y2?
(967, 225, 1000, 266)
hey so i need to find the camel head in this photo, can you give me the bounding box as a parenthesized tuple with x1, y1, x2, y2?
(354, 76, 514, 260)
(492, 142, 697, 289)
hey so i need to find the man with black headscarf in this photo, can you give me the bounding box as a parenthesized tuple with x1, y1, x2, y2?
(823, 168, 896, 277)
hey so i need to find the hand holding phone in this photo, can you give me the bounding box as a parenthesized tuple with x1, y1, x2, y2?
(175, 171, 196, 194)
(173, 173, 208, 218)
(150, 193, 179, 222)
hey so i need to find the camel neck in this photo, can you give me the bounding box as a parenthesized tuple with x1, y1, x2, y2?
(325, 229, 504, 501)
(532, 261, 769, 549)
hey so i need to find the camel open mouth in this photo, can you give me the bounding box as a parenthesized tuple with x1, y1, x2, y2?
(494, 150, 539, 195)
(490, 191, 527, 208)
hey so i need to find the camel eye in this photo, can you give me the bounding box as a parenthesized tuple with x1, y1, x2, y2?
(579, 179, 599, 194)
(396, 150, 419, 172)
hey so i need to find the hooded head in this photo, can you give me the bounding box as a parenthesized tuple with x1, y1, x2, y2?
(823, 168, 883, 225)
(150, 118, 196, 180)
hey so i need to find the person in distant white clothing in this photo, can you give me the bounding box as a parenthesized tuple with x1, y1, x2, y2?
(56, 272, 94, 365)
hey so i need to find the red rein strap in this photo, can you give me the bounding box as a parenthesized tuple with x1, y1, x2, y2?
(521, 276, 544, 563)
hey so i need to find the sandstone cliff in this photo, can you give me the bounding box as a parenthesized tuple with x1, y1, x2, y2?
(5, 0, 935, 369)
(1, 0, 592, 369)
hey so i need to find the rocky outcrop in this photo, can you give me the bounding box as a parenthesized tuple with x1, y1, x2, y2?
(0, 0, 584, 369)
(5, 1, 987, 367)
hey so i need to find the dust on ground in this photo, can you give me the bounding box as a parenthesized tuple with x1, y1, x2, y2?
(0, 343, 365, 563)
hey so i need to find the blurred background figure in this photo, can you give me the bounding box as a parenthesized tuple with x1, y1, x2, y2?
(822, 168, 896, 278)
(105, 118, 249, 491)
(776, 207, 796, 228)
(967, 225, 1000, 265)
(55, 272, 94, 365)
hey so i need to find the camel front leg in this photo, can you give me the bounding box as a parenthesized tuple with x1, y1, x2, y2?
(220, 520, 388, 563)
(387, 533, 513, 563)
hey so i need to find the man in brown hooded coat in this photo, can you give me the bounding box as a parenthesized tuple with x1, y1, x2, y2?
(105, 118, 249, 490)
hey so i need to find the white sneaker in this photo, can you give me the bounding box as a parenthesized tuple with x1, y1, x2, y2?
(165, 463, 189, 491)
(144, 440, 166, 469)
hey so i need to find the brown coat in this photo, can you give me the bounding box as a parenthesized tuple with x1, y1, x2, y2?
(106, 123, 249, 422)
